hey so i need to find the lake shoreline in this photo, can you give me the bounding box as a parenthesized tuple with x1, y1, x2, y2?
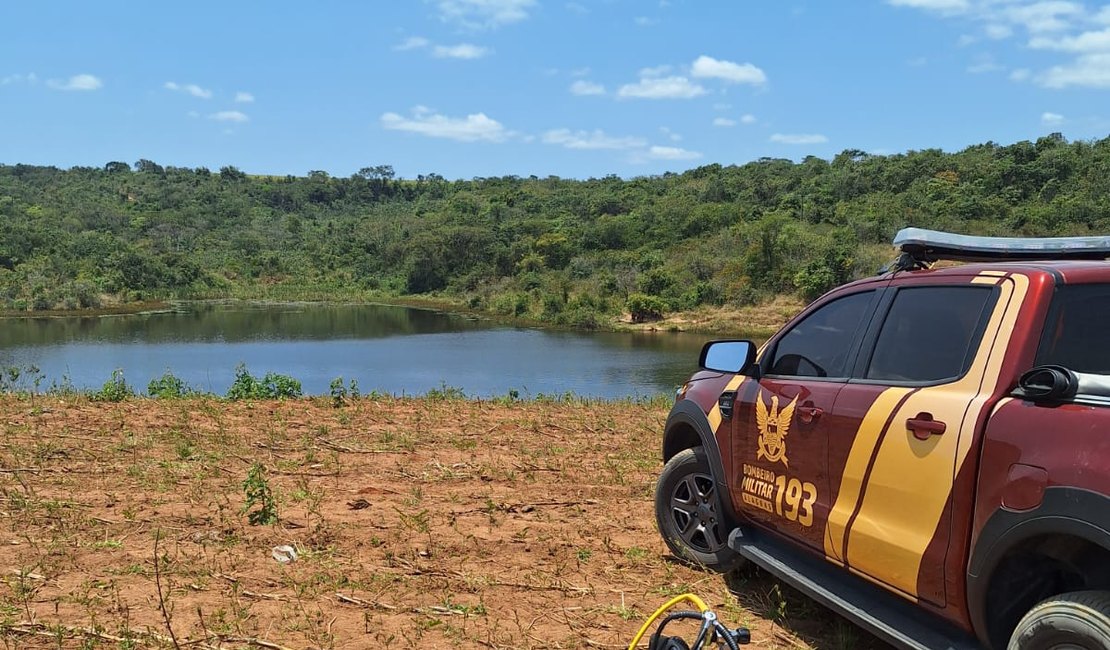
(2, 291, 800, 338)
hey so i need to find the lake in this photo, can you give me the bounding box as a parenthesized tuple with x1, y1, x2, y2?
(0, 302, 714, 399)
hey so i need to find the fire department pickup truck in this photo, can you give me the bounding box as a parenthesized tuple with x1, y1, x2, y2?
(655, 229, 1110, 650)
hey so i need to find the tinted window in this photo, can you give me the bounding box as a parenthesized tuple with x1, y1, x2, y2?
(1036, 285, 1110, 374)
(769, 291, 874, 378)
(866, 286, 994, 383)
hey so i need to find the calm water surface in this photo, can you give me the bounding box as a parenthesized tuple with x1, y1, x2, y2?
(0, 303, 713, 398)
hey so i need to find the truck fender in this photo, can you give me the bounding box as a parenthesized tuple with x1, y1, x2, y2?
(967, 487, 1110, 647)
(662, 399, 740, 524)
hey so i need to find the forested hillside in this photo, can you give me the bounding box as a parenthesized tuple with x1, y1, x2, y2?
(2, 133, 1108, 327)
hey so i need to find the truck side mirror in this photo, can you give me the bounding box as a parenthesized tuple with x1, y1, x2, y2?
(699, 340, 757, 375)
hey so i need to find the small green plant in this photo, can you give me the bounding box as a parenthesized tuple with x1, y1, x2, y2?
(147, 370, 193, 398)
(330, 376, 364, 408)
(226, 363, 302, 400)
(91, 369, 134, 402)
(425, 382, 466, 401)
(241, 463, 278, 525)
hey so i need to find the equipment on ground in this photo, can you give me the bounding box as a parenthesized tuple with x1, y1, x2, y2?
(628, 593, 750, 650)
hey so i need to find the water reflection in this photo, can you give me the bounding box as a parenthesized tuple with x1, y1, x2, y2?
(0, 303, 712, 398)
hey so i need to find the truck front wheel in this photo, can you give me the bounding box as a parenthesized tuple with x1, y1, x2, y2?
(1008, 591, 1110, 650)
(654, 447, 743, 572)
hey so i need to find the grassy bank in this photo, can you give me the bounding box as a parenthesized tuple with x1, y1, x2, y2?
(0, 395, 887, 649)
(4, 286, 803, 338)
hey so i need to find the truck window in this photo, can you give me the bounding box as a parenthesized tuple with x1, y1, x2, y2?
(1036, 284, 1110, 374)
(768, 291, 873, 379)
(865, 286, 995, 383)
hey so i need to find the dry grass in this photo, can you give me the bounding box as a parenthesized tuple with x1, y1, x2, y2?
(0, 395, 888, 649)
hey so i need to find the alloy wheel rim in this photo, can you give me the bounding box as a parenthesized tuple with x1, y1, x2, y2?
(669, 471, 726, 553)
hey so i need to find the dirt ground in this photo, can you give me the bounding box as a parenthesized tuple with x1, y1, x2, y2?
(0, 395, 890, 649)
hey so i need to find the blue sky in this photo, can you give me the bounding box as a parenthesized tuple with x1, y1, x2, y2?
(2, 1, 1109, 179)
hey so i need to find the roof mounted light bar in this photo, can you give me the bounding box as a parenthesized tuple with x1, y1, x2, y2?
(889, 228, 1110, 270)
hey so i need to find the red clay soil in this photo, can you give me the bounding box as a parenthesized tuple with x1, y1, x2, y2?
(0, 396, 889, 649)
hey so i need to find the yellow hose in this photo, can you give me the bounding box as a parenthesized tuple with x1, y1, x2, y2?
(627, 593, 709, 650)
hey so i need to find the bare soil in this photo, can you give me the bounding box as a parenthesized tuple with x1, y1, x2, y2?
(0, 396, 889, 649)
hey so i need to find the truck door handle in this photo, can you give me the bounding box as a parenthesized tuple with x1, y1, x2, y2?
(798, 402, 823, 424)
(907, 413, 946, 440)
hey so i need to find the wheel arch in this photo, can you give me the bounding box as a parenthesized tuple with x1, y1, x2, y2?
(662, 399, 738, 524)
(968, 487, 1110, 649)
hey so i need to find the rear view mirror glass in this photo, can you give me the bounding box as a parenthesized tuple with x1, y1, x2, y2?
(699, 340, 756, 374)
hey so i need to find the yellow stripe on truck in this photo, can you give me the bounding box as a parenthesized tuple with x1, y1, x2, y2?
(842, 273, 1028, 598)
(823, 386, 913, 565)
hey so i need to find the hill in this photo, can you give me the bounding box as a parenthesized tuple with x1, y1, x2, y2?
(2, 133, 1108, 328)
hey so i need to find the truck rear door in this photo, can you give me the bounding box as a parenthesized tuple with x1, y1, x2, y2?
(822, 273, 1028, 607)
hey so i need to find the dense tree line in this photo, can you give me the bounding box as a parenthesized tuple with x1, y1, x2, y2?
(2, 133, 1108, 327)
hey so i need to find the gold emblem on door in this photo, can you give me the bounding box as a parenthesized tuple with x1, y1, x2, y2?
(756, 391, 797, 468)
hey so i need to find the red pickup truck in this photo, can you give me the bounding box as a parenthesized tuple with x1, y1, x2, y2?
(656, 229, 1110, 650)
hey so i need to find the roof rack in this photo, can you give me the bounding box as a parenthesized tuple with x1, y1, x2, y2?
(883, 228, 1110, 272)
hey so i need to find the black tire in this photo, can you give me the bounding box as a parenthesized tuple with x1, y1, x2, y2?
(1008, 590, 1110, 650)
(654, 447, 744, 572)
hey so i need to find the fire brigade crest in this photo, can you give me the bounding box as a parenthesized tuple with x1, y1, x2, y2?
(755, 391, 797, 467)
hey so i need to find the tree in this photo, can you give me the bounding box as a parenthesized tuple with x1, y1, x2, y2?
(134, 159, 164, 174)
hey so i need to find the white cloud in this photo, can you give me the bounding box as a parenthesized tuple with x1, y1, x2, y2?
(569, 80, 605, 95)
(381, 107, 510, 142)
(713, 117, 737, 127)
(234, 91, 255, 103)
(209, 110, 249, 123)
(770, 133, 828, 145)
(1039, 53, 1110, 87)
(618, 75, 706, 99)
(1003, 1, 1084, 33)
(645, 145, 702, 160)
(741, 113, 757, 124)
(394, 36, 431, 51)
(985, 23, 1013, 39)
(570, 67, 591, 77)
(1, 72, 37, 85)
(660, 126, 682, 141)
(634, 16, 658, 26)
(887, 0, 969, 14)
(888, 0, 1110, 91)
(565, 2, 588, 14)
(1041, 111, 1065, 124)
(164, 81, 212, 99)
(639, 64, 673, 77)
(1029, 27, 1110, 52)
(47, 74, 102, 91)
(542, 128, 646, 150)
(437, 0, 536, 29)
(432, 43, 492, 59)
(690, 55, 767, 85)
(968, 61, 1004, 73)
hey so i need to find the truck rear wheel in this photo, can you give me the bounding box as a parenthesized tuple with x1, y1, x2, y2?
(654, 447, 743, 573)
(1008, 591, 1110, 650)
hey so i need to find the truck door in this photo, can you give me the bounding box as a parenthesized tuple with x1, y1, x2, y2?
(729, 289, 879, 552)
(822, 276, 1024, 607)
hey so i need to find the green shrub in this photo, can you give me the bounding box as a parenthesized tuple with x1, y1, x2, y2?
(91, 369, 134, 402)
(425, 382, 466, 401)
(627, 292, 667, 323)
(226, 363, 302, 400)
(148, 370, 192, 399)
